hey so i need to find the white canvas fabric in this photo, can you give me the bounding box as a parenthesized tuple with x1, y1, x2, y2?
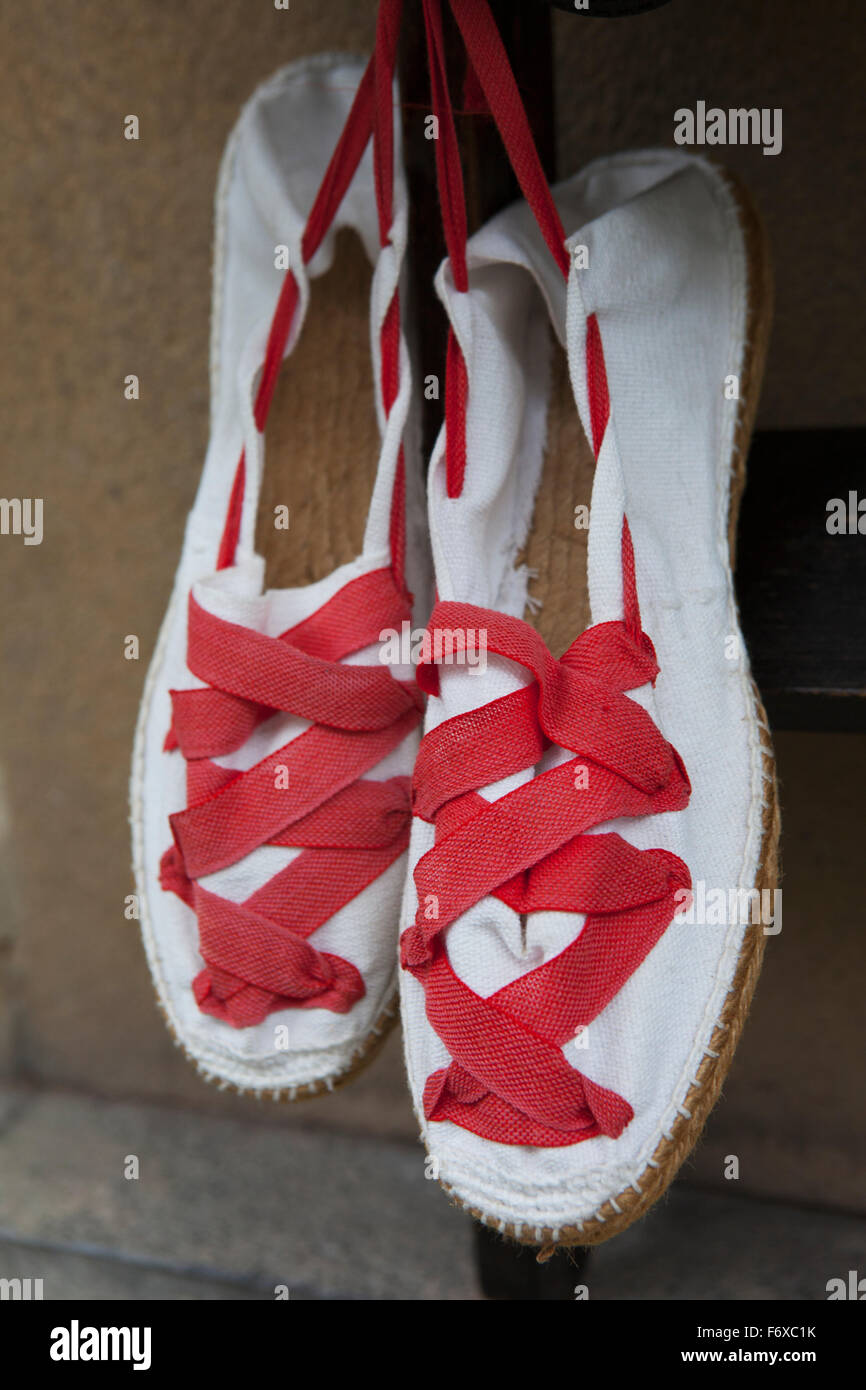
(399, 151, 772, 1236)
(131, 54, 428, 1094)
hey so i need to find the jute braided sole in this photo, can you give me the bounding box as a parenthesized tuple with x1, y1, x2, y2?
(435, 163, 780, 1254)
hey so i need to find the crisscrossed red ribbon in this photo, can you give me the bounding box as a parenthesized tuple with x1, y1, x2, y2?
(162, 567, 423, 1026)
(402, 599, 691, 1145)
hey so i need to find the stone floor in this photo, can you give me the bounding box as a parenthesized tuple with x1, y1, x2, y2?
(0, 1085, 862, 1301)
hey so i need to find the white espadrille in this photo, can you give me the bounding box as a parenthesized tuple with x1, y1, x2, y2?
(131, 51, 429, 1098)
(400, 149, 777, 1245)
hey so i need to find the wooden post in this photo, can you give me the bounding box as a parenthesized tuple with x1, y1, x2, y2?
(398, 0, 555, 460)
(397, 0, 591, 1298)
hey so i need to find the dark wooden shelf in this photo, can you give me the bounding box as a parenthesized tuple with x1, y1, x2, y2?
(736, 428, 866, 732)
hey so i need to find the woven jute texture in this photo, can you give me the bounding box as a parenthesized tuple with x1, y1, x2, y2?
(255, 230, 381, 589)
(442, 167, 780, 1252)
(524, 349, 595, 655)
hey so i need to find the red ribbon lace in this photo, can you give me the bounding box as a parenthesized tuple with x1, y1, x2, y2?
(161, 3, 419, 1027)
(403, 596, 691, 1145)
(162, 568, 422, 1026)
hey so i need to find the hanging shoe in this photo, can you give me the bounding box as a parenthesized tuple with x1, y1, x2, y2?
(131, 41, 429, 1097)
(400, 0, 778, 1245)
